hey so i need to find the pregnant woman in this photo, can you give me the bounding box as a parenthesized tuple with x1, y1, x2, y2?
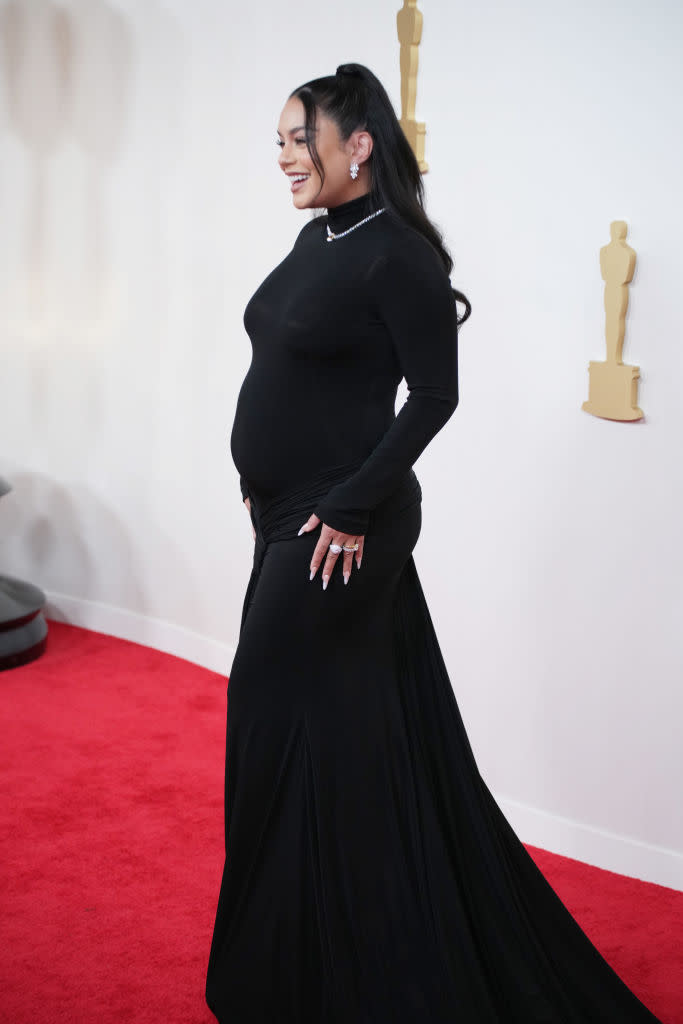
(205, 63, 662, 1023)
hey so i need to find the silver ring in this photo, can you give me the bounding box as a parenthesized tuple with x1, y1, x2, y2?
(329, 542, 343, 554)
(342, 543, 359, 552)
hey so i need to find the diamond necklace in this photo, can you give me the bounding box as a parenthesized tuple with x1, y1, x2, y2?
(326, 207, 386, 242)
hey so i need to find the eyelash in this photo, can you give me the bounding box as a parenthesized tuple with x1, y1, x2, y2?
(276, 138, 307, 148)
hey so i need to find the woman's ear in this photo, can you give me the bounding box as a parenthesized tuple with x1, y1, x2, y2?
(350, 129, 373, 166)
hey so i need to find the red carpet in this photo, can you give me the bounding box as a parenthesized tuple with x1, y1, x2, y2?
(1, 622, 680, 1023)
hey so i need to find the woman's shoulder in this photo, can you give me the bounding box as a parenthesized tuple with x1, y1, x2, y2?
(290, 209, 450, 290)
(370, 211, 452, 287)
(374, 211, 445, 263)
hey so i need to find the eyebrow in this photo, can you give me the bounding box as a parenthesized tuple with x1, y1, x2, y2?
(276, 125, 315, 137)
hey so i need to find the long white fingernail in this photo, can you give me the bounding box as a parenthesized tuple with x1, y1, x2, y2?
(309, 569, 315, 581)
(343, 572, 349, 585)
(298, 525, 306, 536)
(322, 575, 329, 591)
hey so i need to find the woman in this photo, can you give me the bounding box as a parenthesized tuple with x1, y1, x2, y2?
(206, 64, 662, 1023)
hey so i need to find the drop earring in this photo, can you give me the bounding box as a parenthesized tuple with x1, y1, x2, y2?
(350, 161, 359, 180)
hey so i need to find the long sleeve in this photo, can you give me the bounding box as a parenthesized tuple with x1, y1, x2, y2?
(313, 238, 459, 535)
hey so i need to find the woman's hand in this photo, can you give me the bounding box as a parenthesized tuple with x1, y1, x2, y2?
(244, 496, 256, 540)
(298, 513, 364, 589)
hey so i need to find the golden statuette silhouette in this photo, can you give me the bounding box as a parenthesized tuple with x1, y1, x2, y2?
(582, 221, 643, 421)
(397, 0, 428, 173)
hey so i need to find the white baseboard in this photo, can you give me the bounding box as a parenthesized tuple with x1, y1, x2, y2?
(41, 591, 682, 891)
(44, 590, 236, 676)
(495, 792, 683, 892)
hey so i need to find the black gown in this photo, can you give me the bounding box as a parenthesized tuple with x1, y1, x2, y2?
(205, 193, 663, 1023)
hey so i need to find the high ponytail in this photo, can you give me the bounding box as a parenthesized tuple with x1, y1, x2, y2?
(290, 63, 471, 326)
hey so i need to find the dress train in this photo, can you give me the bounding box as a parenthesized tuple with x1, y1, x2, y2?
(206, 469, 662, 1023)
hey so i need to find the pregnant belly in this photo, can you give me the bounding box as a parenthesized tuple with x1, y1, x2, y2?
(230, 383, 297, 499)
(230, 369, 386, 503)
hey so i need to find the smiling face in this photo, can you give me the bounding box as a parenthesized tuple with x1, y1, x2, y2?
(276, 95, 372, 210)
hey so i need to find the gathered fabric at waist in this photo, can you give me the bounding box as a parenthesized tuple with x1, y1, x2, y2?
(248, 461, 360, 547)
(239, 462, 421, 638)
(248, 463, 421, 547)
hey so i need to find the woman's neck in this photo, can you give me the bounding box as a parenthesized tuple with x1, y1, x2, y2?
(326, 192, 376, 234)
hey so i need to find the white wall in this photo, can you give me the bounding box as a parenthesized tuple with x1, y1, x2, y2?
(1, 0, 681, 888)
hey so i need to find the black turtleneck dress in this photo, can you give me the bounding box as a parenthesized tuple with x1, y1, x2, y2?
(205, 194, 663, 1024)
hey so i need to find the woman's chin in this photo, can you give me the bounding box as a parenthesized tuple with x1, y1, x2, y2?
(292, 190, 315, 210)
(291, 183, 325, 211)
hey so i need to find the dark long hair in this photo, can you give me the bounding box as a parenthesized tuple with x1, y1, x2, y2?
(290, 62, 471, 327)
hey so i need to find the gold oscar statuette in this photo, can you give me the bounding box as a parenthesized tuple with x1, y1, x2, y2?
(582, 221, 643, 421)
(397, 0, 428, 173)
